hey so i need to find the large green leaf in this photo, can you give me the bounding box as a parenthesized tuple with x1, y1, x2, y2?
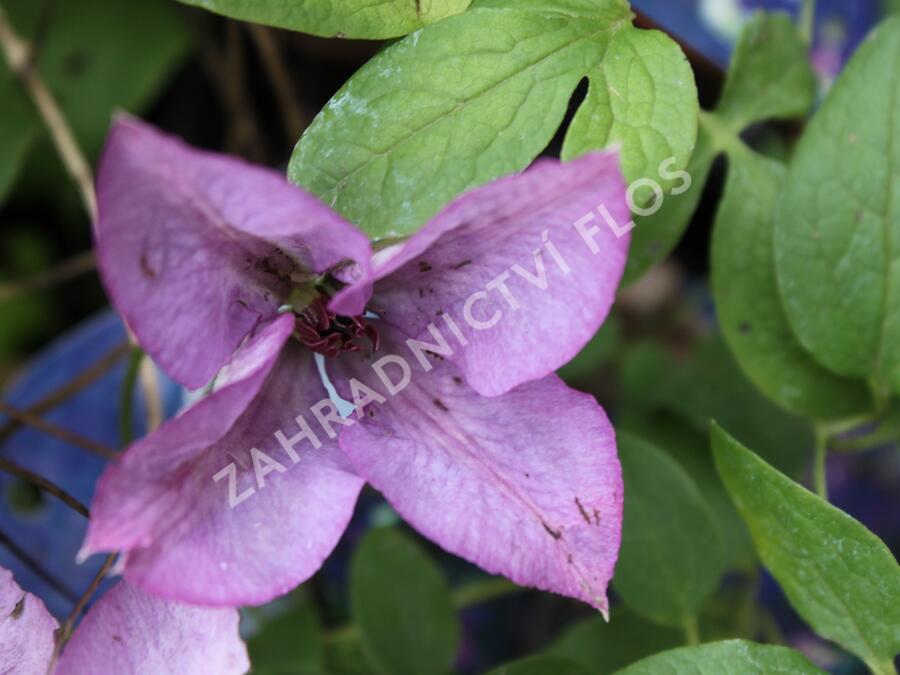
(0, 0, 190, 209)
(620, 412, 755, 571)
(622, 11, 814, 284)
(622, 121, 716, 283)
(176, 0, 471, 39)
(662, 336, 811, 477)
(557, 315, 620, 387)
(547, 608, 681, 674)
(614, 432, 726, 628)
(612, 640, 824, 675)
(714, 12, 817, 131)
(712, 146, 873, 420)
(6, 0, 191, 157)
(712, 425, 900, 674)
(350, 528, 459, 675)
(247, 591, 325, 674)
(774, 16, 900, 390)
(562, 27, 698, 197)
(0, 74, 34, 202)
(289, 3, 632, 240)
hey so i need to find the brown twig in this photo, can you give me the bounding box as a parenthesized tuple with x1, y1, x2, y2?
(0, 401, 118, 461)
(51, 553, 117, 665)
(0, 456, 89, 517)
(0, 6, 97, 222)
(246, 23, 309, 141)
(0, 251, 96, 303)
(0, 526, 78, 604)
(0, 341, 130, 448)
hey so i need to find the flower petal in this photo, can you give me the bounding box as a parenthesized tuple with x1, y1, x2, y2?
(82, 316, 363, 606)
(95, 116, 372, 388)
(330, 152, 630, 396)
(0, 566, 57, 675)
(329, 326, 623, 613)
(55, 580, 248, 675)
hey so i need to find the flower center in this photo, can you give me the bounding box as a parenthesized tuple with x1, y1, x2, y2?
(292, 296, 379, 357)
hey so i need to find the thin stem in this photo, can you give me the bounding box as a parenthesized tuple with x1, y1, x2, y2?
(51, 553, 117, 664)
(813, 425, 829, 501)
(246, 23, 308, 141)
(0, 526, 78, 604)
(873, 660, 899, 675)
(138, 355, 163, 434)
(119, 347, 143, 446)
(683, 615, 700, 646)
(800, 0, 816, 46)
(0, 456, 89, 517)
(0, 7, 97, 222)
(0, 401, 118, 461)
(0, 251, 95, 303)
(0, 341, 130, 447)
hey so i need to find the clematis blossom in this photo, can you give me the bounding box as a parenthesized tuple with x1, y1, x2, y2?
(81, 117, 630, 615)
(0, 566, 248, 674)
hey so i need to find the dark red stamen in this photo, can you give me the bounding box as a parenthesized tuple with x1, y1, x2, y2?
(293, 297, 380, 357)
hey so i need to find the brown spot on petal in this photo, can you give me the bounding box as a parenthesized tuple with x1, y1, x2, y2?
(10, 597, 24, 620)
(418, 261, 432, 273)
(433, 398, 449, 412)
(452, 376, 462, 384)
(453, 259, 473, 270)
(140, 252, 157, 279)
(541, 520, 562, 540)
(575, 497, 592, 525)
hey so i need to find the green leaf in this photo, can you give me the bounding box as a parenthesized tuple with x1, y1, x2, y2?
(350, 528, 459, 675)
(289, 3, 632, 240)
(1, 0, 190, 209)
(712, 146, 873, 420)
(620, 10, 815, 284)
(622, 121, 716, 284)
(774, 16, 900, 388)
(176, 0, 471, 40)
(662, 336, 811, 476)
(557, 314, 620, 386)
(614, 432, 726, 628)
(0, 74, 34, 203)
(712, 424, 900, 674)
(247, 592, 326, 674)
(487, 656, 590, 675)
(547, 607, 681, 674)
(714, 12, 817, 131)
(619, 412, 755, 571)
(612, 640, 825, 675)
(562, 27, 698, 198)
(7, 0, 191, 157)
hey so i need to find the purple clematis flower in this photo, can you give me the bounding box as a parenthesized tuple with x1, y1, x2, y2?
(80, 117, 630, 615)
(0, 565, 247, 674)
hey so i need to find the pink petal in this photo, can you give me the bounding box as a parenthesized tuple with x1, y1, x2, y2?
(0, 566, 57, 675)
(95, 115, 372, 389)
(55, 580, 248, 675)
(82, 316, 363, 606)
(329, 326, 623, 614)
(330, 152, 630, 396)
